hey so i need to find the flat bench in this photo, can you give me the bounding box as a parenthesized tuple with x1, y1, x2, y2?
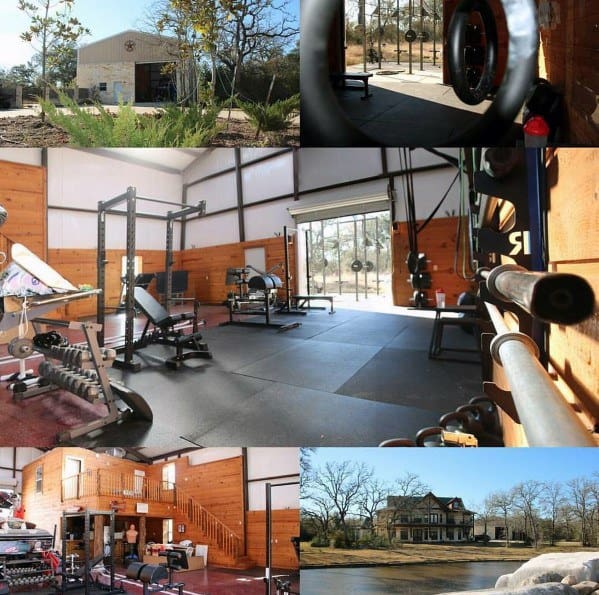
(330, 72, 373, 100)
(293, 295, 335, 314)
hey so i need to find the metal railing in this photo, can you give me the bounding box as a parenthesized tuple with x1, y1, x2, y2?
(175, 488, 242, 562)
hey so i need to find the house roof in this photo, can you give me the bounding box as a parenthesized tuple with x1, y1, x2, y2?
(78, 29, 176, 50)
(382, 492, 474, 515)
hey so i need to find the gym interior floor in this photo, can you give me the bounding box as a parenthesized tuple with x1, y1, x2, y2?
(16, 563, 297, 595)
(0, 303, 481, 447)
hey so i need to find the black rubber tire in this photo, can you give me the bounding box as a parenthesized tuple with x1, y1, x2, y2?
(447, 0, 498, 105)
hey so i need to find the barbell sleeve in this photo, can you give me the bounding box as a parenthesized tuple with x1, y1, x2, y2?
(480, 264, 595, 324)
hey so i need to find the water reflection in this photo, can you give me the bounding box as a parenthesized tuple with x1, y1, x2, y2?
(301, 560, 524, 594)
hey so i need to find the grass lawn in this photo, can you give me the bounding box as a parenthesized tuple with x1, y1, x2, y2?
(300, 541, 596, 568)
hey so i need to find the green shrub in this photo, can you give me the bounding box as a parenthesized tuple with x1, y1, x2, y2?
(40, 90, 221, 147)
(235, 94, 300, 135)
(310, 535, 330, 548)
(358, 534, 390, 549)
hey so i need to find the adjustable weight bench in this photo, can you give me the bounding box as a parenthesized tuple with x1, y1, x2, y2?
(133, 287, 212, 370)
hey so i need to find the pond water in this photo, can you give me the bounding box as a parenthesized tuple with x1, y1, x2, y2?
(300, 560, 524, 594)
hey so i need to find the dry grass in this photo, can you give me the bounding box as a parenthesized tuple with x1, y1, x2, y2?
(345, 42, 443, 66)
(300, 542, 597, 568)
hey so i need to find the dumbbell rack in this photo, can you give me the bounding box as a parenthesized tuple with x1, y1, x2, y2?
(12, 318, 152, 442)
(0, 555, 55, 590)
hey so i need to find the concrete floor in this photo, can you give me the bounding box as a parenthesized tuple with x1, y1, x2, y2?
(0, 304, 482, 447)
(303, 62, 522, 146)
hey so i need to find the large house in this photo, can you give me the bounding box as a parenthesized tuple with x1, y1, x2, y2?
(376, 492, 475, 543)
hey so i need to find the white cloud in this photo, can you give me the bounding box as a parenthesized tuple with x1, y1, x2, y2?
(0, 33, 35, 69)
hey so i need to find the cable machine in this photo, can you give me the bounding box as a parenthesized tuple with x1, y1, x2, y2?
(97, 187, 206, 371)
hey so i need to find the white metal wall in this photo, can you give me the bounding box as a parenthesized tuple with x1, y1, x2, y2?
(247, 448, 300, 511)
(47, 149, 183, 250)
(0, 448, 44, 493)
(0, 148, 43, 167)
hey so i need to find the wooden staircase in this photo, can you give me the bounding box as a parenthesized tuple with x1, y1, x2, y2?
(174, 488, 253, 569)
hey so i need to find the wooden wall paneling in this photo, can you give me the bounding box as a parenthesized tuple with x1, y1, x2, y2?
(246, 510, 300, 570)
(47, 248, 181, 319)
(493, 149, 599, 445)
(538, 0, 599, 143)
(0, 160, 46, 259)
(392, 216, 476, 306)
(181, 236, 296, 305)
(545, 148, 599, 430)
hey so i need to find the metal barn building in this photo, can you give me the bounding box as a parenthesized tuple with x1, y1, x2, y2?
(77, 30, 180, 104)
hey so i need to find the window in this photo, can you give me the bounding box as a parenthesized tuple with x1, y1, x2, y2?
(35, 465, 43, 493)
(429, 529, 438, 540)
(163, 519, 173, 543)
(399, 529, 409, 540)
(447, 529, 454, 540)
(162, 463, 175, 489)
(99, 82, 107, 91)
(400, 515, 409, 523)
(426, 513, 439, 523)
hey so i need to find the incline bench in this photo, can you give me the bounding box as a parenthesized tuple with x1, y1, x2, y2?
(330, 72, 373, 100)
(133, 287, 212, 369)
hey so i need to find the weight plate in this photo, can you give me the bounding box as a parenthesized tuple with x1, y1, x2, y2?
(365, 260, 375, 272)
(8, 337, 34, 359)
(420, 31, 430, 42)
(406, 251, 419, 274)
(405, 29, 417, 42)
(351, 259, 363, 273)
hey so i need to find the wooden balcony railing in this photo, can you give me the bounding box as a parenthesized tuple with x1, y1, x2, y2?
(175, 488, 242, 562)
(61, 470, 175, 504)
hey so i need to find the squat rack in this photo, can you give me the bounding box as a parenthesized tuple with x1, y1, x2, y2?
(58, 510, 120, 595)
(97, 187, 206, 370)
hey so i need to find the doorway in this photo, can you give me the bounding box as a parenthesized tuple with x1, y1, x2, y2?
(300, 210, 392, 302)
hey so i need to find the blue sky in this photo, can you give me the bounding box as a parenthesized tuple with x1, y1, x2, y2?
(306, 448, 598, 511)
(0, 0, 300, 69)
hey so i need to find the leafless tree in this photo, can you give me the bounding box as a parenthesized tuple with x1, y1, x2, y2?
(541, 481, 566, 546)
(512, 480, 544, 547)
(488, 489, 515, 547)
(358, 477, 390, 536)
(566, 476, 597, 547)
(305, 460, 373, 546)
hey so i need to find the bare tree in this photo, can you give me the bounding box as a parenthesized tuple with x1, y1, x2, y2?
(541, 481, 566, 546)
(306, 461, 373, 546)
(475, 496, 496, 540)
(513, 481, 544, 547)
(488, 490, 515, 547)
(358, 477, 390, 537)
(567, 476, 596, 547)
